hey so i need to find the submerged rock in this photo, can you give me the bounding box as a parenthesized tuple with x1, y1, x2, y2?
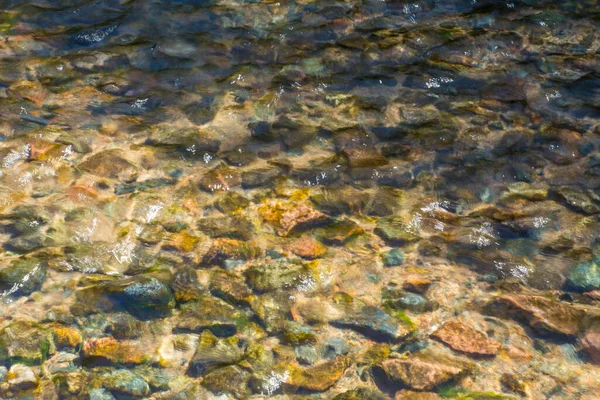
(395, 390, 440, 399)
(82, 337, 148, 365)
(331, 305, 412, 341)
(260, 201, 331, 237)
(201, 238, 260, 267)
(381, 352, 472, 391)
(287, 356, 351, 392)
(6, 364, 38, 391)
(214, 192, 249, 214)
(333, 388, 388, 400)
(382, 249, 404, 267)
(0, 258, 47, 298)
(290, 236, 327, 259)
(0, 321, 50, 364)
(198, 163, 241, 193)
(555, 187, 600, 214)
(250, 291, 292, 333)
(484, 294, 587, 338)
(188, 331, 243, 375)
(245, 259, 311, 293)
(567, 258, 600, 292)
(176, 294, 244, 337)
(315, 219, 364, 245)
(146, 125, 219, 153)
(99, 369, 150, 398)
(241, 166, 281, 188)
(209, 269, 252, 306)
(198, 215, 254, 241)
(77, 149, 137, 180)
(431, 321, 501, 357)
(201, 365, 251, 398)
(294, 345, 319, 365)
(384, 288, 434, 314)
(74, 275, 174, 319)
(374, 216, 420, 245)
(582, 328, 600, 364)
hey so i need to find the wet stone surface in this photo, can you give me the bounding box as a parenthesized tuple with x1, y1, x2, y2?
(1, 0, 600, 399)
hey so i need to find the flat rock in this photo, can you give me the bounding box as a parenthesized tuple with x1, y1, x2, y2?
(287, 356, 351, 392)
(485, 294, 586, 338)
(330, 305, 412, 341)
(201, 238, 259, 267)
(381, 353, 472, 391)
(175, 294, 244, 337)
(260, 201, 331, 237)
(82, 337, 149, 365)
(244, 259, 311, 293)
(77, 149, 137, 180)
(188, 331, 243, 375)
(431, 321, 500, 357)
(99, 369, 150, 398)
(0, 258, 47, 298)
(374, 216, 420, 245)
(0, 320, 50, 364)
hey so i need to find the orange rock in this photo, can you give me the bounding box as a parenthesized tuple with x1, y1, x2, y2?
(290, 236, 326, 259)
(278, 203, 330, 237)
(52, 325, 82, 349)
(431, 321, 500, 357)
(381, 353, 471, 391)
(66, 185, 98, 202)
(260, 200, 330, 237)
(28, 139, 63, 161)
(82, 337, 148, 365)
(582, 329, 600, 364)
(403, 278, 432, 294)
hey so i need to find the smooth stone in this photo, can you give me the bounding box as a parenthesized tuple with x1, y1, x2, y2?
(6, 364, 38, 391)
(385, 290, 434, 314)
(381, 352, 472, 391)
(321, 337, 349, 359)
(77, 149, 137, 180)
(484, 294, 587, 338)
(100, 369, 150, 398)
(382, 249, 404, 267)
(431, 321, 501, 357)
(244, 259, 311, 293)
(241, 166, 281, 188)
(330, 305, 412, 341)
(201, 365, 251, 398)
(567, 259, 600, 292)
(82, 337, 148, 365)
(188, 331, 243, 375)
(0, 320, 50, 364)
(295, 345, 319, 365)
(286, 356, 351, 392)
(374, 216, 420, 245)
(0, 258, 47, 298)
(176, 295, 244, 337)
(201, 238, 260, 267)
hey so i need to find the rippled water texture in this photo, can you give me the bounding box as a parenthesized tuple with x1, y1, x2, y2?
(1, 0, 600, 398)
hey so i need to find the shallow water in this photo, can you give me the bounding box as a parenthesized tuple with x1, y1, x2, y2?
(0, 0, 600, 398)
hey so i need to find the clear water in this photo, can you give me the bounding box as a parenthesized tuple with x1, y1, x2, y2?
(0, 0, 599, 398)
